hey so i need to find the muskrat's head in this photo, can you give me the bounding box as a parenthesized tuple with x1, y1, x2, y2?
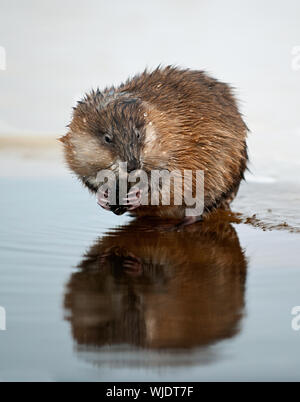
(60, 90, 156, 214)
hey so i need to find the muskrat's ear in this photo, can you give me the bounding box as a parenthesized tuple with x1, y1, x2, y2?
(58, 133, 70, 144)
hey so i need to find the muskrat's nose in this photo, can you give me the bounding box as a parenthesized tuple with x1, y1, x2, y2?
(127, 159, 139, 173)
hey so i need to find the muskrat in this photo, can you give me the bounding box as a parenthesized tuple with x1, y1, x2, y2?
(60, 66, 248, 225)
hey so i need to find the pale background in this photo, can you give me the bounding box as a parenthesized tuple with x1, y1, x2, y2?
(1, 0, 300, 382)
(0, 0, 299, 181)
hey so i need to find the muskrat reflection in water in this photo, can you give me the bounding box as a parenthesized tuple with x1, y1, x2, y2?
(64, 214, 247, 352)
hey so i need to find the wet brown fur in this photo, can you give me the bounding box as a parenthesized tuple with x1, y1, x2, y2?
(60, 66, 248, 218)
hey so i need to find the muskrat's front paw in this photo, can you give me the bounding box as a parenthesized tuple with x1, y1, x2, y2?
(97, 187, 143, 215)
(122, 252, 142, 276)
(97, 188, 111, 211)
(123, 188, 143, 211)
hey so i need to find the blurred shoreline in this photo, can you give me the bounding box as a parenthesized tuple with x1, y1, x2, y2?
(1, 135, 300, 232)
(0, 135, 68, 177)
(0, 135, 60, 149)
(1, 134, 299, 184)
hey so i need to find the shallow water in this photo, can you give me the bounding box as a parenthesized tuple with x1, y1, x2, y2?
(0, 177, 300, 381)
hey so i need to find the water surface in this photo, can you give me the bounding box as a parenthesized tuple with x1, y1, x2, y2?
(0, 177, 300, 381)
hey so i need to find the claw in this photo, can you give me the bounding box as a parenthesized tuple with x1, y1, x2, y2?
(97, 201, 111, 211)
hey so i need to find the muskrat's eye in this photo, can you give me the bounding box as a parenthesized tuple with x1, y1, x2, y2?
(104, 135, 112, 144)
(134, 127, 142, 139)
